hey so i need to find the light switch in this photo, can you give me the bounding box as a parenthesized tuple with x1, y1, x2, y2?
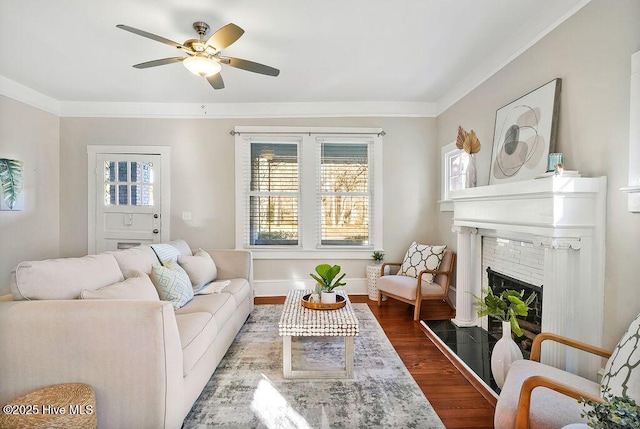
(182, 211, 192, 221)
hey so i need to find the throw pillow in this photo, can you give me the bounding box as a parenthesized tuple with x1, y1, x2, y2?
(601, 312, 640, 399)
(150, 261, 194, 310)
(150, 243, 181, 265)
(80, 272, 160, 300)
(399, 242, 447, 283)
(178, 249, 218, 292)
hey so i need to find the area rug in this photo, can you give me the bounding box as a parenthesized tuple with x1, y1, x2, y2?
(183, 304, 445, 428)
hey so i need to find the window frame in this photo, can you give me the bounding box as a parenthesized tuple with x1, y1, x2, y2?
(234, 126, 383, 259)
(440, 141, 469, 212)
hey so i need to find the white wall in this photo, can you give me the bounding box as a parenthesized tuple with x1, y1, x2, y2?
(0, 95, 60, 293)
(59, 116, 438, 294)
(435, 0, 640, 349)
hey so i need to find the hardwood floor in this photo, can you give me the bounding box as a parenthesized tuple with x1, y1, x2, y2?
(255, 294, 496, 428)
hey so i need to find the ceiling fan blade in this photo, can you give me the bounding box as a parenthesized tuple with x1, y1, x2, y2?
(132, 57, 185, 69)
(206, 73, 225, 90)
(117, 24, 183, 49)
(220, 56, 280, 77)
(205, 23, 244, 51)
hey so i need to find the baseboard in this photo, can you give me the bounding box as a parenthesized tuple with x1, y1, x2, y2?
(254, 278, 367, 297)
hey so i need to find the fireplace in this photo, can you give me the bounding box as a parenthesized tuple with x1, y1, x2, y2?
(486, 267, 543, 358)
(449, 176, 607, 380)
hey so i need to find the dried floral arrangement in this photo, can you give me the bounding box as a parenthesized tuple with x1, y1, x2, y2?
(457, 126, 481, 155)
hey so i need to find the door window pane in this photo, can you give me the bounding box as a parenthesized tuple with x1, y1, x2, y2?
(118, 185, 128, 205)
(118, 162, 128, 182)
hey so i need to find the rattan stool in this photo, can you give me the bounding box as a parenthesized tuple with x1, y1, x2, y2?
(0, 383, 96, 429)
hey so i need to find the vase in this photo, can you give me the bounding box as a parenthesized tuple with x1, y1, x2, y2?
(491, 321, 523, 388)
(321, 291, 337, 304)
(465, 154, 477, 188)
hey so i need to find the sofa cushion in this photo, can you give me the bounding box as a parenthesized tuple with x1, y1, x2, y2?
(175, 312, 218, 377)
(221, 278, 251, 305)
(377, 275, 445, 300)
(80, 272, 160, 301)
(11, 253, 124, 301)
(106, 245, 158, 278)
(150, 262, 194, 310)
(175, 293, 236, 329)
(178, 249, 218, 292)
(399, 242, 447, 283)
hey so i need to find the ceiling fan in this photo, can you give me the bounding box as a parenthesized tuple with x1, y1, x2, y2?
(116, 21, 280, 90)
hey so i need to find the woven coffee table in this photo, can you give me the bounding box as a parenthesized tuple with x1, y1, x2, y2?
(278, 289, 359, 379)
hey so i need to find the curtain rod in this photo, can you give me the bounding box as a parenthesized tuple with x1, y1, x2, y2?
(229, 130, 386, 137)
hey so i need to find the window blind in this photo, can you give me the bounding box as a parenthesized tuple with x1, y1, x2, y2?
(319, 142, 371, 246)
(248, 142, 299, 245)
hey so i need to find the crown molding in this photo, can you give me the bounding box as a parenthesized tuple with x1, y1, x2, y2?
(0, 76, 436, 118)
(0, 75, 60, 115)
(57, 100, 436, 118)
(435, 0, 592, 116)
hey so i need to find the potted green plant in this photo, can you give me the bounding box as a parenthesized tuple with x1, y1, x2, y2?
(310, 264, 347, 304)
(473, 287, 537, 388)
(474, 287, 537, 337)
(578, 389, 639, 428)
(371, 251, 385, 264)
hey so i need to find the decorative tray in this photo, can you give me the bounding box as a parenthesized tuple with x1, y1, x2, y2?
(300, 293, 346, 310)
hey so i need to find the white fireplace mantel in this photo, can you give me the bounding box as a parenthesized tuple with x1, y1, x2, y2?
(450, 176, 607, 379)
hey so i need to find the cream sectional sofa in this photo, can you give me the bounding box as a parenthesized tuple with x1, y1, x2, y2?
(0, 240, 253, 429)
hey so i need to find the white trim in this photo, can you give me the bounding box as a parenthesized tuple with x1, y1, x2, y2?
(59, 101, 436, 119)
(234, 126, 383, 257)
(440, 141, 468, 212)
(435, 0, 592, 115)
(0, 75, 60, 115)
(254, 277, 367, 297)
(87, 145, 171, 254)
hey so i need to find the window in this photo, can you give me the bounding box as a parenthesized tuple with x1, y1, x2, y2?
(320, 142, 370, 245)
(440, 141, 470, 211)
(235, 127, 383, 258)
(249, 142, 299, 245)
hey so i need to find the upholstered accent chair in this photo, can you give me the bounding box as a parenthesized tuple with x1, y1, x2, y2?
(494, 311, 640, 429)
(376, 246, 456, 321)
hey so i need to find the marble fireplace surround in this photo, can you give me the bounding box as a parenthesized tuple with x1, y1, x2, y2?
(449, 176, 607, 379)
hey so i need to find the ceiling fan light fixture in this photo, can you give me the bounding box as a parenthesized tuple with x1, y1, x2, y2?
(183, 56, 221, 77)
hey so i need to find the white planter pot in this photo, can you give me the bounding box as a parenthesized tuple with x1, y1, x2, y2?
(491, 320, 523, 388)
(321, 291, 337, 304)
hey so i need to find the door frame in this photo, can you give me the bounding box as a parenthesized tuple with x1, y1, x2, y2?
(87, 145, 171, 254)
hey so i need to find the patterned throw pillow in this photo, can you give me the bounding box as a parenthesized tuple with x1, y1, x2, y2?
(601, 312, 640, 399)
(399, 242, 447, 283)
(150, 243, 181, 265)
(150, 261, 194, 310)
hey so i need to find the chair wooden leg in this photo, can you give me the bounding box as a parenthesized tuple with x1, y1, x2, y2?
(413, 298, 421, 321)
(377, 292, 383, 307)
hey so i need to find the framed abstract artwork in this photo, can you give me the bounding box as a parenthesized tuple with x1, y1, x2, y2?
(489, 78, 562, 184)
(0, 158, 24, 210)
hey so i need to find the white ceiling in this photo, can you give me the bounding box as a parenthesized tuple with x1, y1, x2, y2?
(0, 0, 588, 115)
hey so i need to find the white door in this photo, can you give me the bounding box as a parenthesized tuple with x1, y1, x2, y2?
(95, 154, 162, 252)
